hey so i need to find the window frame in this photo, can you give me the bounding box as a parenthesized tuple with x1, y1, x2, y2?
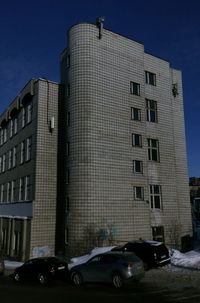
(148, 138, 160, 162)
(146, 99, 158, 123)
(132, 134, 142, 147)
(134, 186, 144, 200)
(131, 107, 141, 121)
(145, 71, 156, 86)
(130, 81, 140, 96)
(133, 160, 143, 174)
(150, 185, 162, 209)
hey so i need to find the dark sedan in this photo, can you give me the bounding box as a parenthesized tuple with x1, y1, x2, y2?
(70, 251, 145, 288)
(13, 257, 69, 285)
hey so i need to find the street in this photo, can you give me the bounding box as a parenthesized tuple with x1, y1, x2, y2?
(1, 265, 200, 303)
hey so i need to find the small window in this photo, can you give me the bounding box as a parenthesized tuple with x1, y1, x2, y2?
(66, 54, 70, 68)
(132, 134, 142, 147)
(130, 82, 140, 96)
(131, 107, 141, 121)
(134, 186, 144, 200)
(146, 99, 158, 123)
(145, 71, 156, 86)
(133, 160, 143, 173)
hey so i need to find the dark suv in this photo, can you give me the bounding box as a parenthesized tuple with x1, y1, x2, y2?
(112, 240, 170, 270)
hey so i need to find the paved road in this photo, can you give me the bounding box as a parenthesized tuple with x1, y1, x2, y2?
(1, 266, 200, 303)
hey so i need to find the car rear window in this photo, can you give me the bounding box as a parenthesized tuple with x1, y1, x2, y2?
(123, 254, 141, 262)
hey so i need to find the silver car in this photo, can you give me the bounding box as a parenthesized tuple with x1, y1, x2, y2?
(70, 251, 145, 288)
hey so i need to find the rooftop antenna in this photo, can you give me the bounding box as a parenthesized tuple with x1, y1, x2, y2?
(96, 17, 105, 39)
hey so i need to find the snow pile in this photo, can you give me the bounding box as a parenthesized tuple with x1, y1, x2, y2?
(68, 246, 115, 270)
(4, 260, 23, 269)
(171, 249, 200, 270)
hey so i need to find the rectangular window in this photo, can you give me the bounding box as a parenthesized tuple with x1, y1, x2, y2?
(2, 154, 6, 172)
(133, 160, 143, 173)
(7, 182, 11, 202)
(146, 99, 158, 123)
(19, 178, 24, 201)
(130, 81, 140, 96)
(145, 71, 156, 86)
(27, 103, 32, 124)
(67, 142, 70, 157)
(25, 175, 31, 201)
(152, 226, 164, 242)
(0, 129, 3, 145)
(10, 120, 14, 138)
(150, 185, 162, 209)
(132, 134, 142, 147)
(148, 139, 159, 162)
(11, 180, 16, 202)
(0, 184, 4, 202)
(134, 186, 144, 200)
(20, 141, 25, 164)
(22, 108, 26, 128)
(4, 128, 7, 143)
(131, 107, 141, 121)
(26, 137, 32, 161)
(13, 146, 17, 168)
(14, 117, 18, 134)
(8, 150, 12, 170)
(0, 156, 2, 174)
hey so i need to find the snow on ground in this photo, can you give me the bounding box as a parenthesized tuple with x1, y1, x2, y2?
(170, 248, 200, 270)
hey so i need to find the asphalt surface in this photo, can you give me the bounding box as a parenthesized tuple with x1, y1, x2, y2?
(1, 265, 200, 303)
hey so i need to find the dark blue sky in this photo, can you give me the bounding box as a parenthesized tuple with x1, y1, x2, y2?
(0, 0, 199, 177)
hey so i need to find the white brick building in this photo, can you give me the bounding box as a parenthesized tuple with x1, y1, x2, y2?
(60, 23, 192, 255)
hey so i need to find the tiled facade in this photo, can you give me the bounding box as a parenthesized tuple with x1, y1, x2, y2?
(0, 79, 63, 261)
(0, 23, 193, 261)
(60, 23, 192, 255)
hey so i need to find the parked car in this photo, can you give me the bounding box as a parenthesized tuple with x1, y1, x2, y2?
(68, 246, 115, 270)
(70, 251, 145, 288)
(112, 240, 170, 270)
(13, 257, 69, 285)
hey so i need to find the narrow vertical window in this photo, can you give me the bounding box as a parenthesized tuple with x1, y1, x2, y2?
(7, 182, 11, 202)
(133, 160, 143, 173)
(131, 107, 141, 121)
(26, 137, 32, 161)
(13, 146, 17, 168)
(19, 178, 24, 201)
(150, 185, 162, 209)
(130, 81, 140, 96)
(134, 186, 144, 200)
(146, 99, 158, 123)
(145, 71, 156, 86)
(22, 107, 26, 128)
(14, 117, 18, 134)
(25, 175, 31, 201)
(8, 150, 12, 170)
(27, 103, 32, 124)
(148, 139, 159, 162)
(10, 120, 14, 138)
(0, 184, 4, 202)
(2, 154, 6, 172)
(11, 180, 16, 202)
(132, 134, 142, 147)
(20, 141, 25, 164)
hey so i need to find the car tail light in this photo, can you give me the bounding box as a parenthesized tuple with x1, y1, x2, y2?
(49, 266, 55, 273)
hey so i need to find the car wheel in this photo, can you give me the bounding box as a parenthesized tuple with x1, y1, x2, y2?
(71, 272, 83, 286)
(37, 273, 48, 285)
(13, 272, 21, 282)
(112, 273, 123, 289)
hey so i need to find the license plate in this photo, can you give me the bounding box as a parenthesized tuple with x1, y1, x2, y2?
(58, 266, 65, 270)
